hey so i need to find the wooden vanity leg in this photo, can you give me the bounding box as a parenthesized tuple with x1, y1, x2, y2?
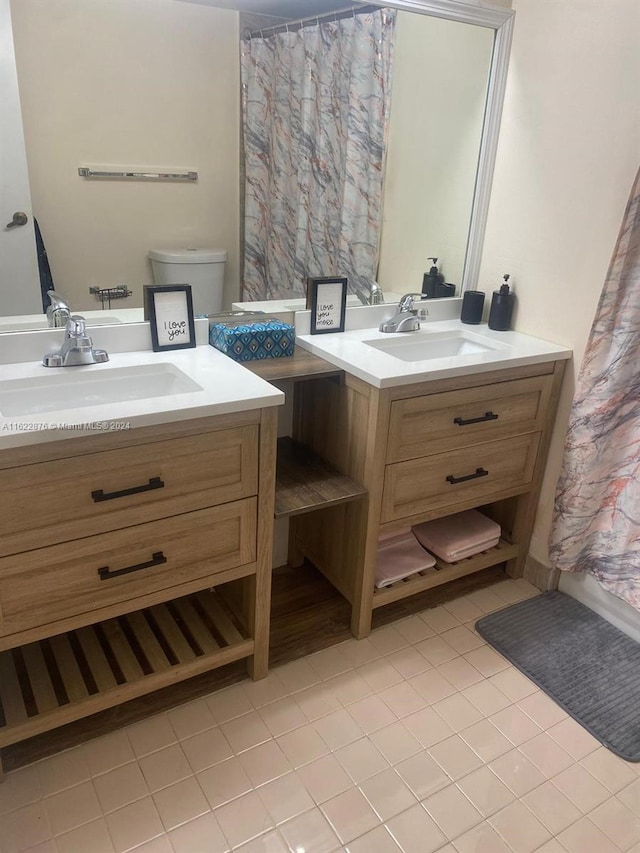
(247, 408, 278, 680)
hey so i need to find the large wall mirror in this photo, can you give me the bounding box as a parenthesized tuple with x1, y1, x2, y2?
(0, 0, 513, 332)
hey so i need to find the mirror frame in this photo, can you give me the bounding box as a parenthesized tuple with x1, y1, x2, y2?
(354, 0, 514, 293)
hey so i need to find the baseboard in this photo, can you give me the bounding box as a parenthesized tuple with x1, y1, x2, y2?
(523, 554, 560, 592)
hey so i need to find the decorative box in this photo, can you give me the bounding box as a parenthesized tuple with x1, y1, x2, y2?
(209, 319, 295, 362)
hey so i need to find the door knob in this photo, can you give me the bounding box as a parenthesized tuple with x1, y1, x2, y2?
(6, 211, 28, 229)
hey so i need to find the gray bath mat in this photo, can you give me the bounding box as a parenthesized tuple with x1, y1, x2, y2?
(476, 590, 640, 762)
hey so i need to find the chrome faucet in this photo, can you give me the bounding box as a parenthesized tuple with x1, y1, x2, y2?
(369, 281, 385, 305)
(379, 293, 428, 333)
(46, 290, 72, 328)
(43, 315, 109, 367)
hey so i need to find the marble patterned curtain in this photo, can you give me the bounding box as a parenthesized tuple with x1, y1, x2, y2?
(241, 8, 396, 303)
(550, 167, 640, 610)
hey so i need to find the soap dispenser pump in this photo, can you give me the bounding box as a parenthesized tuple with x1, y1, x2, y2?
(488, 274, 515, 331)
(422, 257, 445, 298)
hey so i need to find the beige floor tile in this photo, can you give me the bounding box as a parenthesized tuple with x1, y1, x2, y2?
(534, 840, 571, 853)
(359, 767, 417, 821)
(428, 735, 483, 780)
(206, 684, 254, 724)
(279, 807, 341, 853)
(237, 739, 292, 788)
(452, 821, 512, 853)
(518, 733, 575, 778)
(348, 695, 397, 733)
(358, 658, 404, 692)
(459, 719, 513, 763)
(277, 724, 330, 767)
(461, 680, 511, 716)
(346, 824, 402, 852)
(431, 693, 483, 732)
(463, 646, 510, 678)
(169, 811, 230, 853)
(369, 624, 410, 655)
(395, 751, 450, 800)
(422, 783, 482, 839)
(257, 771, 315, 822)
(590, 796, 640, 850)
(55, 817, 115, 853)
(488, 748, 546, 796)
(619, 776, 640, 817)
(325, 670, 373, 706)
(241, 671, 289, 708)
(167, 698, 217, 741)
(386, 803, 447, 853)
(313, 708, 365, 750)
(408, 669, 457, 704)
(394, 615, 436, 645)
(386, 646, 432, 679)
(222, 711, 273, 754)
(443, 598, 484, 624)
(465, 588, 508, 614)
(235, 829, 289, 853)
(581, 746, 638, 793)
(489, 705, 543, 746)
(435, 658, 484, 691)
(105, 797, 165, 853)
(379, 682, 427, 719)
(37, 748, 89, 798)
(491, 578, 539, 603)
(488, 799, 551, 853)
(340, 637, 383, 668)
(489, 667, 538, 702)
(126, 715, 176, 758)
(370, 721, 422, 765)
(295, 682, 343, 721)
(321, 786, 380, 844)
(456, 766, 515, 817)
(259, 696, 307, 737)
(215, 789, 274, 848)
(44, 780, 101, 837)
(181, 725, 233, 773)
(0, 764, 41, 814)
(440, 626, 485, 655)
(546, 717, 601, 760)
(12, 841, 58, 853)
(335, 738, 390, 783)
(307, 645, 353, 681)
(517, 691, 568, 729)
(552, 763, 611, 812)
(197, 756, 252, 809)
(521, 779, 582, 834)
(402, 706, 454, 749)
(415, 636, 459, 667)
(93, 762, 148, 814)
(557, 815, 620, 853)
(131, 837, 174, 853)
(0, 802, 52, 853)
(152, 777, 210, 831)
(139, 744, 193, 792)
(421, 606, 462, 634)
(84, 731, 136, 778)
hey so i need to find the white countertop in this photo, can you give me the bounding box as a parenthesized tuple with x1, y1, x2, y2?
(296, 319, 572, 388)
(0, 345, 284, 450)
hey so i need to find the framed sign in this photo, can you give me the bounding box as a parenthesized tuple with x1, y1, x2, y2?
(307, 276, 347, 334)
(146, 285, 196, 352)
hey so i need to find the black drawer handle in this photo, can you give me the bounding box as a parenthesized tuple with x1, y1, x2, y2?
(446, 467, 489, 485)
(453, 411, 499, 426)
(91, 476, 164, 503)
(98, 551, 167, 581)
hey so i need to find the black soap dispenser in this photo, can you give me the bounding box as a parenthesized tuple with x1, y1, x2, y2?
(488, 274, 515, 331)
(422, 257, 445, 298)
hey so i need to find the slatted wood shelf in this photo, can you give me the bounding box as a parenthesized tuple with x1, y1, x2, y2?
(372, 538, 520, 608)
(0, 589, 253, 749)
(275, 437, 367, 519)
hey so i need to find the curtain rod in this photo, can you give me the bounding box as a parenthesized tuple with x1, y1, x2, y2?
(247, 4, 381, 39)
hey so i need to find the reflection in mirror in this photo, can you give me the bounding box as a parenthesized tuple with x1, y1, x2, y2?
(2, 0, 512, 332)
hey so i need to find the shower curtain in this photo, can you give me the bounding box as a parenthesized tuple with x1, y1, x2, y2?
(240, 8, 396, 304)
(550, 167, 640, 610)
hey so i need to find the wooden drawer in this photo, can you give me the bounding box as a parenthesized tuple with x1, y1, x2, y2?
(0, 498, 256, 637)
(381, 433, 540, 523)
(0, 426, 258, 557)
(386, 375, 552, 462)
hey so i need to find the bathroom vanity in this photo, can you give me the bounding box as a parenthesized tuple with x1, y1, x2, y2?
(0, 344, 282, 774)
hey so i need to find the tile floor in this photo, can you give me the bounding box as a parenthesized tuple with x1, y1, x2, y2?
(2, 577, 640, 853)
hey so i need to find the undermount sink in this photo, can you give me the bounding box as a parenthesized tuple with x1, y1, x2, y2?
(0, 363, 203, 417)
(363, 330, 504, 362)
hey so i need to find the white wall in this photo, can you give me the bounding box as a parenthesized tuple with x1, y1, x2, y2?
(478, 0, 640, 567)
(11, 0, 240, 311)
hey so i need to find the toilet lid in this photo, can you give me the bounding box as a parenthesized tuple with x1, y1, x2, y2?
(148, 248, 227, 263)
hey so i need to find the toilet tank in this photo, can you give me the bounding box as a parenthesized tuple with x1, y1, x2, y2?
(148, 248, 227, 315)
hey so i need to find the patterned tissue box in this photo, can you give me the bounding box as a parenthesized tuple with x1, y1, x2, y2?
(209, 319, 295, 362)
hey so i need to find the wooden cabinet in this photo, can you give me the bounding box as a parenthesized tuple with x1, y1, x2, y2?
(0, 408, 277, 773)
(290, 361, 566, 638)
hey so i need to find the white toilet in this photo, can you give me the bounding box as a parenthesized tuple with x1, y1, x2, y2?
(148, 248, 228, 315)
